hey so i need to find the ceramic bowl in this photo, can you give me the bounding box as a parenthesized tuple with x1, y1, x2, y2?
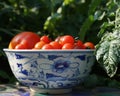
(3, 49, 95, 94)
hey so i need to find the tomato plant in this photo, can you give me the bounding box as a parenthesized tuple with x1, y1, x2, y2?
(9, 32, 40, 49)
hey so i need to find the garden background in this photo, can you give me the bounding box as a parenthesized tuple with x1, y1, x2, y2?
(1, 0, 120, 88)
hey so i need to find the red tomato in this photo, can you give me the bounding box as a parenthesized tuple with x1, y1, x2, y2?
(42, 44, 54, 49)
(34, 41, 46, 49)
(40, 35, 51, 43)
(59, 35, 75, 46)
(74, 40, 85, 49)
(62, 43, 74, 49)
(50, 41, 62, 49)
(84, 42, 95, 49)
(15, 43, 28, 49)
(55, 36, 62, 42)
(8, 32, 40, 49)
(15, 39, 29, 49)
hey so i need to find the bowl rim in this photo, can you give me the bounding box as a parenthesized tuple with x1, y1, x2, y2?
(3, 48, 95, 52)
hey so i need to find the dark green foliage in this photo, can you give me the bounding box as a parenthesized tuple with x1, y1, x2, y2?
(95, 1, 120, 77)
(44, 0, 102, 40)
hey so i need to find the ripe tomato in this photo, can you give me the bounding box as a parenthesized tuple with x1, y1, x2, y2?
(34, 41, 46, 49)
(74, 40, 85, 49)
(42, 44, 54, 49)
(62, 43, 74, 49)
(84, 42, 95, 49)
(50, 41, 62, 49)
(55, 36, 62, 42)
(8, 31, 40, 49)
(15, 39, 28, 49)
(59, 35, 75, 46)
(15, 43, 28, 49)
(40, 35, 51, 43)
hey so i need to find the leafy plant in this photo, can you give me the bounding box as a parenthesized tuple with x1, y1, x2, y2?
(44, 0, 102, 41)
(95, 0, 120, 77)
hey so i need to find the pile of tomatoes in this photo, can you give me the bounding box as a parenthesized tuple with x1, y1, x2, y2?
(8, 31, 95, 50)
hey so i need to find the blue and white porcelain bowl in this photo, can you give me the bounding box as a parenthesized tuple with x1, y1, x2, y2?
(3, 49, 95, 94)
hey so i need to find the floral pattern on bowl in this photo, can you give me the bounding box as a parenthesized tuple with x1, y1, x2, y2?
(4, 49, 95, 89)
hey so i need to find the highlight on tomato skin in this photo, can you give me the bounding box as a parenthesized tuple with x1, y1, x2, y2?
(55, 36, 61, 42)
(9, 42, 18, 49)
(15, 43, 28, 49)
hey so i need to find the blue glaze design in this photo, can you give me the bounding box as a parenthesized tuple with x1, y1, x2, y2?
(30, 61, 38, 68)
(76, 55, 86, 60)
(48, 55, 62, 60)
(46, 73, 61, 79)
(4, 50, 95, 89)
(53, 60, 70, 73)
(15, 53, 26, 59)
(17, 63, 28, 76)
(38, 53, 46, 58)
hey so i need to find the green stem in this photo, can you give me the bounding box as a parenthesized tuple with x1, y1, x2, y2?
(79, 15, 94, 41)
(78, 0, 102, 41)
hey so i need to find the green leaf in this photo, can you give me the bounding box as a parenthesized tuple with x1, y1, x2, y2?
(97, 21, 114, 38)
(44, 13, 62, 31)
(63, 0, 74, 5)
(115, 8, 120, 28)
(79, 15, 94, 41)
(96, 31, 120, 77)
(97, 22, 109, 38)
(94, 11, 106, 20)
(79, 0, 102, 41)
(88, 0, 102, 15)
